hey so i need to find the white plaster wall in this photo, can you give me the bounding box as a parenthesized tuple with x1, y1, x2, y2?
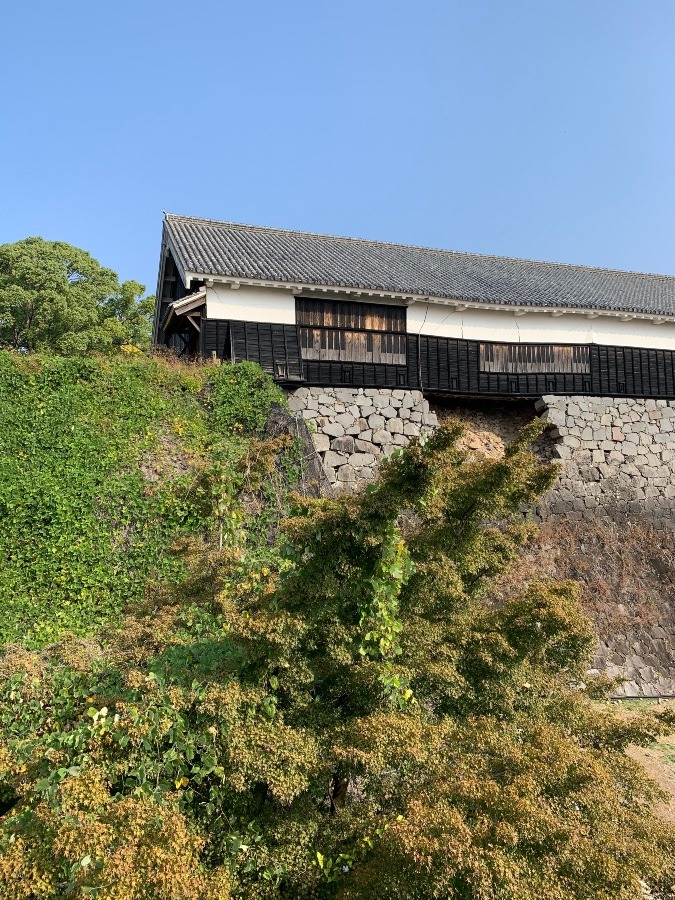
(406, 301, 675, 351)
(206, 284, 296, 324)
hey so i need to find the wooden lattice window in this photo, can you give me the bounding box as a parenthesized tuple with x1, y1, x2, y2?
(297, 298, 407, 365)
(480, 343, 590, 374)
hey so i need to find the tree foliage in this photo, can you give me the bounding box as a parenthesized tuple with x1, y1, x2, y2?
(1, 374, 675, 899)
(0, 237, 154, 353)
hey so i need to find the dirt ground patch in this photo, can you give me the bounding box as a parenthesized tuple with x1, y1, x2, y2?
(611, 700, 675, 823)
(628, 738, 675, 823)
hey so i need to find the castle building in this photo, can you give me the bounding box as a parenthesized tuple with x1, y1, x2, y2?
(154, 213, 675, 399)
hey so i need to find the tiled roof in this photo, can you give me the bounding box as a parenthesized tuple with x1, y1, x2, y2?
(163, 213, 675, 317)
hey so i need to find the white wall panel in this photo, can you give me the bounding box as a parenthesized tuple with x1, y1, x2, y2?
(206, 284, 296, 324)
(406, 301, 675, 351)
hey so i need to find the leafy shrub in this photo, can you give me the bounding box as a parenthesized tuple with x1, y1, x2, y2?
(0, 353, 215, 646)
(0, 766, 232, 899)
(209, 362, 286, 435)
(2, 420, 675, 898)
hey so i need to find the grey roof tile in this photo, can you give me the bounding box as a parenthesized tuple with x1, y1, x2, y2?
(163, 213, 675, 317)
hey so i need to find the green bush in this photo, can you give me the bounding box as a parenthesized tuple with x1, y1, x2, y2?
(3, 420, 675, 899)
(209, 362, 286, 435)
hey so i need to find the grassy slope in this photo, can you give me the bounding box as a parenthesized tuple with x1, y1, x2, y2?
(0, 353, 214, 648)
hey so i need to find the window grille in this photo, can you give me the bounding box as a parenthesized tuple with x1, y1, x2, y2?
(480, 343, 590, 374)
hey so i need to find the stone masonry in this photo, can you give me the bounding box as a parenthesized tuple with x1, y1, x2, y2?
(532, 394, 675, 696)
(287, 387, 438, 491)
(284, 388, 675, 696)
(537, 395, 675, 526)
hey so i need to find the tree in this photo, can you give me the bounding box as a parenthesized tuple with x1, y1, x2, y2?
(0, 237, 154, 354)
(1, 416, 675, 899)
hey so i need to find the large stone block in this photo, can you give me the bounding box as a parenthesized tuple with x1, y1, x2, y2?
(355, 439, 378, 454)
(324, 450, 347, 467)
(337, 464, 357, 482)
(345, 418, 368, 435)
(312, 434, 330, 453)
(322, 423, 345, 438)
(334, 388, 359, 402)
(372, 429, 394, 445)
(331, 436, 355, 454)
(349, 452, 376, 467)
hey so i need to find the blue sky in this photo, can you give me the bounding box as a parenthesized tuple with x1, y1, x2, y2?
(1, 1, 674, 292)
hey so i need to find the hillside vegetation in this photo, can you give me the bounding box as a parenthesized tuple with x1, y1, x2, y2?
(2, 354, 675, 899)
(0, 353, 287, 647)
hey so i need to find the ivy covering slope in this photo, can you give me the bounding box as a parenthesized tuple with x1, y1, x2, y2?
(0, 353, 286, 647)
(2, 393, 675, 900)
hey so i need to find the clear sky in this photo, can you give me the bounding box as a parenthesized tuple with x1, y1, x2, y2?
(2, 1, 674, 292)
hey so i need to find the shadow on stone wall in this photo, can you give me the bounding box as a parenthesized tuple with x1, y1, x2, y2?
(499, 518, 675, 698)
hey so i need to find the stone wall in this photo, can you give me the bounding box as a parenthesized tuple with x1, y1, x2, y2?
(529, 395, 675, 697)
(537, 395, 675, 526)
(594, 622, 675, 698)
(286, 387, 437, 491)
(286, 388, 675, 697)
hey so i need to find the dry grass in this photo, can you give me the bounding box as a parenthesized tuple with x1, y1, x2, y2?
(495, 517, 675, 635)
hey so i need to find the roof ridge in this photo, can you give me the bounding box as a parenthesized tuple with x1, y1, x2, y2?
(163, 212, 675, 282)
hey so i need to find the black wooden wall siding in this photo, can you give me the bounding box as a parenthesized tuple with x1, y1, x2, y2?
(302, 360, 409, 388)
(201, 318, 675, 399)
(203, 319, 303, 381)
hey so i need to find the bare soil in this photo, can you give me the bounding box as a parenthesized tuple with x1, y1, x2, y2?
(628, 739, 675, 823)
